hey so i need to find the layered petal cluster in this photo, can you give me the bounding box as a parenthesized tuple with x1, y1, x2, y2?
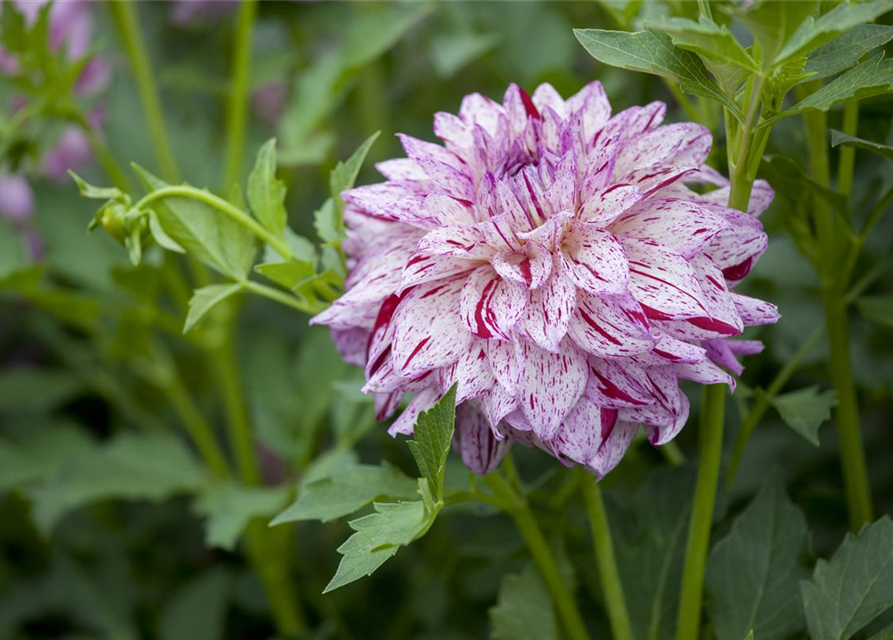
(313, 83, 779, 477)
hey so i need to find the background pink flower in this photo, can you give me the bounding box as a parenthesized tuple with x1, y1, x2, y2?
(314, 82, 779, 477)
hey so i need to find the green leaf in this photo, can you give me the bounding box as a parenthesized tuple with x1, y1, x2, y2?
(776, 0, 893, 66)
(489, 564, 559, 640)
(645, 17, 757, 72)
(805, 24, 893, 80)
(330, 130, 381, 233)
(785, 53, 893, 117)
(193, 483, 290, 551)
(324, 500, 431, 593)
(801, 516, 893, 640)
(831, 130, 893, 162)
(573, 29, 740, 114)
(314, 197, 338, 244)
(0, 366, 86, 413)
(613, 466, 695, 640)
(27, 431, 206, 534)
(0, 422, 95, 492)
(767, 386, 836, 446)
(270, 462, 418, 525)
(737, 0, 819, 66)
(69, 172, 124, 201)
(857, 294, 893, 329)
(595, 0, 643, 28)
(254, 258, 315, 290)
(147, 210, 185, 253)
(246, 138, 287, 237)
(706, 475, 809, 640)
(184, 283, 243, 334)
(407, 385, 457, 503)
(430, 31, 501, 79)
(131, 164, 255, 279)
(159, 569, 231, 640)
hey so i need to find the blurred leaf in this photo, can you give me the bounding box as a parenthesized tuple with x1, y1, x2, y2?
(706, 475, 809, 640)
(612, 466, 694, 640)
(804, 24, 893, 80)
(766, 386, 837, 446)
(801, 516, 893, 640)
(595, 0, 643, 28)
(271, 462, 418, 525)
(27, 431, 206, 534)
(784, 54, 893, 117)
(0, 555, 138, 640)
(193, 483, 290, 550)
(574, 29, 740, 114)
(867, 621, 893, 640)
(0, 221, 29, 280)
(408, 385, 457, 503)
(342, 5, 432, 70)
(0, 366, 86, 413)
(857, 294, 893, 329)
(430, 31, 501, 79)
(184, 283, 243, 334)
(159, 569, 232, 640)
(776, 0, 893, 66)
(489, 564, 558, 640)
(324, 500, 432, 593)
(0, 422, 94, 492)
(132, 165, 255, 279)
(247, 138, 287, 237)
(831, 130, 893, 162)
(314, 197, 338, 245)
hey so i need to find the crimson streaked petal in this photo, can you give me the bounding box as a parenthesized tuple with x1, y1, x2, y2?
(559, 224, 629, 295)
(455, 403, 511, 474)
(568, 290, 654, 358)
(516, 339, 587, 441)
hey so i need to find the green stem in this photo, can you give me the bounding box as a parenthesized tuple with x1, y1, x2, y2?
(725, 325, 824, 488)
(135, 186, 293, 258)
(109, 0, 180, 182)
(676, 384, 725, 640)
(485, 472, 591, 640)
(223, 0, 258, 189)
(661, 440, 686, 467)
(801, 91, 874, 531)
(211, 331, 307, 634)
(837, 101, 859, 198)
(244, 521, 308, 636)
(163, 378, 230, 477)
(244, 280, 319, 314)
(211, 338, 260, 486)
(580, 476, 633, 640)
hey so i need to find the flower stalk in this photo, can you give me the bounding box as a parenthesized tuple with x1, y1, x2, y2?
(223, 0, 258, 189)
(799, 87, 874, 531)
(580, 476, 633, 640)
(109, 0, 180, 182)
(485, 471, 591, 640)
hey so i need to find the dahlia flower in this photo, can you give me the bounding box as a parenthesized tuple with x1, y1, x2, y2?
(313, 83, 779, 477)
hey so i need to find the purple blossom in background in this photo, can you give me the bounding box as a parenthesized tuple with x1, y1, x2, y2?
(252, 81, 288, 126)
(313, 83, 780, 478)
(0, 174, 35, 223)
(170, 0, 239, 26)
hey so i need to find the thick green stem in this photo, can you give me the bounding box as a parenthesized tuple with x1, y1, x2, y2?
(211, 333, 307, 634)
(109, 1, 179, 182)
(676, 384, 726, 640)
(580, 477, 633, 640)
(244, 522, 307, 636)
(211, 339, 261, 485)
(837, 101, 859, 198)
(485, 472, 591, 640)
(725, 325, 824, 488)
(222, 0, 257, 189)
(801, 94, 874, 531)
(163, 378, 230, 477)
(135, 186, 293, 258)
(244, 281, 320, 314)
